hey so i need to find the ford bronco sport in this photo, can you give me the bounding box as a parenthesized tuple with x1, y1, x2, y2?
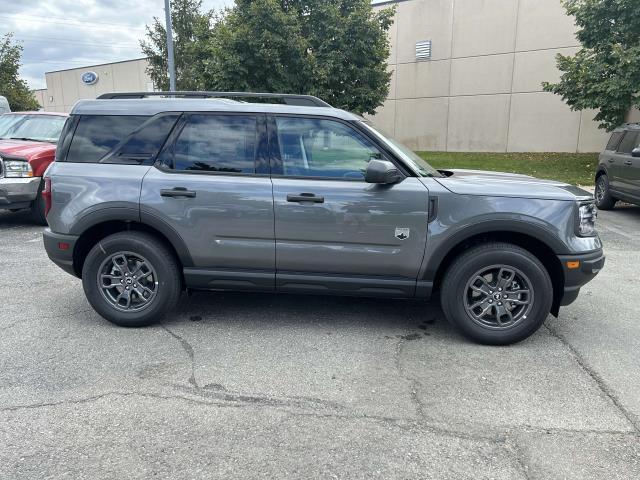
(43, 92, 604, 345)
(595, 123, 640, 209)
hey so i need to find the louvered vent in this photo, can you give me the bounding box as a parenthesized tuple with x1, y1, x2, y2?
(416, 40, 432, 60)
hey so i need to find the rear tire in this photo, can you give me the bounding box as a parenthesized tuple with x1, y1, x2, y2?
(594, 174, 616, 210)
(441, 243, 553, 345)
(82, 231, 181, 327)
(30, 180, 48, 226)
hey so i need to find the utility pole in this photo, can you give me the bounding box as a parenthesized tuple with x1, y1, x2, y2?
(164, 0, 176, 91)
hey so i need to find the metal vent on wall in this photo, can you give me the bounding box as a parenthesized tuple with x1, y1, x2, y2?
(416, 40, 432, 60)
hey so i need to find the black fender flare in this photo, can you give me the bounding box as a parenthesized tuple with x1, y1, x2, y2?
(421, 219, 568, 282)
(69, 203, 194, 268)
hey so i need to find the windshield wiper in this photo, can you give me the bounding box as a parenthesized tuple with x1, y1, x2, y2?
(8, 137, 49, 143)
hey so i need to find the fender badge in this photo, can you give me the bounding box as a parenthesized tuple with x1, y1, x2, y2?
(395, 228, 410, 240)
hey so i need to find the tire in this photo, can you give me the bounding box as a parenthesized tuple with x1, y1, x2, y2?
(441, 242, 553, 345)
(594, 174, 616, 210)
(82, 231, 182, 327)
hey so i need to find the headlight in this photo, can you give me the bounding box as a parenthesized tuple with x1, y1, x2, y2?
(577, 202, 597, 236)
(3, 160, 33, 178)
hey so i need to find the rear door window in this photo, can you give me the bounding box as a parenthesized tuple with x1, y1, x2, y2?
(65, 115, 148, 163)
(167, 114, 258, 174)
(616, 131, 640, 154)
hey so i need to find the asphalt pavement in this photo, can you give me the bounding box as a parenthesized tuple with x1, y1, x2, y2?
(0, 205, 638, 479)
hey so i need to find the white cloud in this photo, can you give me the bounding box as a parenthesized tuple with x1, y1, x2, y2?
(0, 0, 233, 89)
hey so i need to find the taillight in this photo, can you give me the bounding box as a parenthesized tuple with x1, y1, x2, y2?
(43, 176, 52, 217)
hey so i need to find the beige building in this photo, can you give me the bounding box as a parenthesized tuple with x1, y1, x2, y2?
(33, 2, 635, 152)
(35, 58, 153, 113)
(371, 0, 612, 152)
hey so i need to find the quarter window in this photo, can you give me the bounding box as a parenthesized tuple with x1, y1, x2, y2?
(66, 115, 148, 163)
(605, 132, 623, 151)
(171, 115, 257, 173)
(274, 117, 382, 179)
(616, 131, 640, 154)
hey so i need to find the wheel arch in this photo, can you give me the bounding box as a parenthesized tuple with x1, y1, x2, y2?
(426, 226, 565, 317)
(71, 218, 193, 280)
(595, 165, 608, 180)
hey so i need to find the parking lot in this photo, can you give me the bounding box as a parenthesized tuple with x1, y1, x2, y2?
(0, 206, 638, 479)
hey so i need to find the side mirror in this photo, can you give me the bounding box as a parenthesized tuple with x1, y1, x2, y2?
(365, 159, 403, 184)
(632, 148, 640, 158)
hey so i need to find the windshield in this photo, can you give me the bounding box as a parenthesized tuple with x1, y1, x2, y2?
(359, 121, 442, 178)
(0, 114, 66, 143)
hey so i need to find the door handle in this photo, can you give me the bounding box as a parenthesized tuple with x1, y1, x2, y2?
(286, 193, 324, 203)
(160, 187, 197, 198)
(625, 160, 633, 166)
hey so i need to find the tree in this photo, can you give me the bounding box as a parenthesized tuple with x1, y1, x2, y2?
(140, 0, 216, 91)
(0, 33, 39, 111)
(141, 0, 395, 115)
(543, 0, 640, 131)
(210, 0, 395, 115)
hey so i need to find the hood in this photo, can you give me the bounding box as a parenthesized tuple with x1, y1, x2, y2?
(433, 169, 592, 201)
(0, 139, 56, 160)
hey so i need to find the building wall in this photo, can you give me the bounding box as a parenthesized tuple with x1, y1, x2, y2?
(32, 89, 47, 110)
(371, 0, 610, 152)
(39, 58, 153, 113)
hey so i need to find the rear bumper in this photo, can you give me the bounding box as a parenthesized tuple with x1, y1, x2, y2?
(43, 228, 79, 277)
(558, 250, 605, 306)
(0, 177, 40, 209)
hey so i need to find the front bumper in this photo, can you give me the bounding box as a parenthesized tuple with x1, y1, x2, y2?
(0, 177, 40, 209)
(43, 228, 79, 277)
(558, 249, 605, 306)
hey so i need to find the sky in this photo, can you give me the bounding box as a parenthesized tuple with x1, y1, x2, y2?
(0, 0, 233, 90)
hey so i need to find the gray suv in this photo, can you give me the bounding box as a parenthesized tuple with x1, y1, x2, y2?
(595, 123, 640, 209)
(43, 92, 604, 345)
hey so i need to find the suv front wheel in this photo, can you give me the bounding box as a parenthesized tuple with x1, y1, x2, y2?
(82, 231, 182, 327)
(441, 243, 553, 345)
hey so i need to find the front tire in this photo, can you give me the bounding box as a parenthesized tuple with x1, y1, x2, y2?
(441, 243, 553, 345)
(82, 231, 181, 327)
(594, 174, 616, 210)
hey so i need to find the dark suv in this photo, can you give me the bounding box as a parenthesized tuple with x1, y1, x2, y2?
(595, 123, 640, 209)
(43, 92, 604, 345)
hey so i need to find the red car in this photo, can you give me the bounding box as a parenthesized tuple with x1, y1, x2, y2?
(0, 111, 68, 224)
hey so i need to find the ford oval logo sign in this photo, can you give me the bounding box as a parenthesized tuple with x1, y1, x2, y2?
(81, 71, 98, 85)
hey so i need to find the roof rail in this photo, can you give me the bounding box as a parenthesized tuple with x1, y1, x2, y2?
(96, 91, 332, 108)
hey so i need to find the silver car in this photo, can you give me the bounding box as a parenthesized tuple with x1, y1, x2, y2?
(43, 92, 604, 345)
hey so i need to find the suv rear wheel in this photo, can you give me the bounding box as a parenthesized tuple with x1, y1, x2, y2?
(594, 174, 616, 210)
(82, 231, 181, 327)
(441, 243, 553, 345)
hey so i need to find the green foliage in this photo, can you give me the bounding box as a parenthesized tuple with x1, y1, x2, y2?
(0, 33, 39, 111)
(417, 151, 598, 186)
(140, 0, 216, 91)
(543, 0, 640, 131)
(142, 0, 394, 115)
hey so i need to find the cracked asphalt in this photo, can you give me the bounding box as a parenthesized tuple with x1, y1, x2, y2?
(0, 205, 639, 479)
